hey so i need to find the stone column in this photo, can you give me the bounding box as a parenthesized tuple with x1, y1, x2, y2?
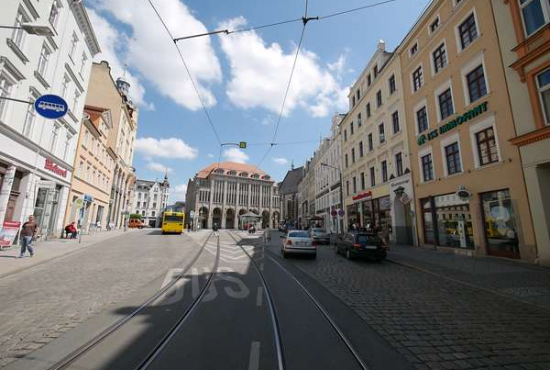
(0, 165, 16, 225)
(247, 182, 252, 211)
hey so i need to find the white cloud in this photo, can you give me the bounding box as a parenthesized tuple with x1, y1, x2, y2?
(218, 17, 348, 118)
(91, 0, 222, 110)
(88, 9, 151, 109)
(135, 137, 198, 159)
(146, 160, 173, 173)
(207, 153, 215, 158)
(223, 147, 249, 164)
(272, 157, 288, 166)
(169, 183, 187, 202)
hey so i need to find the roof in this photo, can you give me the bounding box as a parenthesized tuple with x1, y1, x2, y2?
(196, 162, 268, 179)
(279, 166, 304, 195)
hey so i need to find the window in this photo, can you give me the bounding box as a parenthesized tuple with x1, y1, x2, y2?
(77, 161, 83, 177)
(152, 211, 156, 217)
(12, 11, 28, 50)
(359, 141, 364, 157)
(345, 154, 349, 168)
(361, 172, 365, 190)
(410, 42, 418, 56)
(376, 90, 382, 107)
(366, 103, 371, 118)
(519, 0, 550, 36)
(0, 73, 15, 121)
(389, 74, 396, 94)
(476, 127, 499, 165)
(537, 68, 550, 124)
(379, 123, 386, 144)
(381, 160, 388, 182)
(392, 111, 400, 134)
(351, 148, 356, 164)
(346, 180, 350, 196)
(350, 121, 354, 135)
(395, 152, 403, 176)
(80, 53, 88, 75)
(49, 0, 61, 28)
(367, 73, 372, 86)
(353, 177, 357, 193)
(63, 134, 71, 161)
(50, 124, 59, 153)
(417, 106, 429, 133)
(352, 96, 356, 107)
(73, 90, 81, 112)
(83, 129, 89, 147)
(357, 113, 362, 127)
(356, 89, 361, 101)
(61, 75, 70, 100)
(421, 154, 434, 181)
(430, 17, 440, 33)
(445, 142, 462, 175)
(433, 43, 447, 73)
(23, 98, 36, 137)
(370, 167, 376, 187)
(413, 66, 423, 91)
(374, 65, 379, 78)
(37, 44, 51, 77)
(438, 88, 454, 120)
(466, 65, 487, 103)
(344, 129, 347, 141)
(368, 133, 373, 151)
(69, 33, 78, 60)
(459, 13, 478, 49)
(137, 201, 141, 208)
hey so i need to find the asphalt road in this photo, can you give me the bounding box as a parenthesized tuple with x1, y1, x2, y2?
(8, 230, 410, 370)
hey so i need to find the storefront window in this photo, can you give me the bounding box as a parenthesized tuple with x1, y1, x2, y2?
(481, 189, 520, 259)
(422, 198, 435, 244)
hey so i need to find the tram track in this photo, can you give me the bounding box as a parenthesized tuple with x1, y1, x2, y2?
(47, 232, 218, 370)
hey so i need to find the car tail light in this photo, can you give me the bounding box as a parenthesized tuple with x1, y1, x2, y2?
(286, 240, 292, 245)
(353, 243, 362, 250)
(312, 240, 318, 246)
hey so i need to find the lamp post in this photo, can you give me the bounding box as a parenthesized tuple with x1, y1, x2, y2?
(320, 162, 343, 235)
(0, 23, 55, 37)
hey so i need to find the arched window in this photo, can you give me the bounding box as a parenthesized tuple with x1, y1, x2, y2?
(239, 172, 248, 177)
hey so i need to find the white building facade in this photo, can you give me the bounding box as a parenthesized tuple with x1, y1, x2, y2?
(131, 176, 169, 228)
(313, 114, 344, 234)
(0, 0, 100, 237)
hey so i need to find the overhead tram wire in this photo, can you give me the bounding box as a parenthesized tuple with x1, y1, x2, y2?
(173, 0, 398, 42)
(146, 0, 222, 146)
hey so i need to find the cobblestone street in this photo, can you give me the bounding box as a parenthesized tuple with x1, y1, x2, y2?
(0, 230, 204, 368)
(278, 242, 550, 370)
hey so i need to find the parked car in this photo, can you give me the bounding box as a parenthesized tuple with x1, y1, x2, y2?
(309, 228, 330, 245)
(128, 219, 144, 229)
(281, 230, 317, 258)
(334, 232, 387, 261)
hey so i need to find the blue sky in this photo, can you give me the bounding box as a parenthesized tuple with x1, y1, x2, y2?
(86, 0, 430, 201)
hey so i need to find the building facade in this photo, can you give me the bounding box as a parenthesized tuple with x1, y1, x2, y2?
(401, 0, 536, 261)
(63, 105, 115, 232)
(186, 162, 280, 229)
(0, 0, 99, 237)
(131, 175, 169, 228)
(341, 40, 416, 245)
(82, 62, 138, 230)
(491, 0, 550, 266)
(298, 158, 316, 229)
(313, 114, 344, 234)
(279, 165, 303, 228)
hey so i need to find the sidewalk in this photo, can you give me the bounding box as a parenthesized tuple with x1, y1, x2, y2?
(0, 229, 137, 279)
(388, 244, 550, 310)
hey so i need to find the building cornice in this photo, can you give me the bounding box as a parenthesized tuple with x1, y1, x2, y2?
(71, 2, 101, 56)
(509, 126, 550, 147)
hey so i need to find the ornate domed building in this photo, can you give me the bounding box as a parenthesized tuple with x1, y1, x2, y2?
(185, 162, 281, 229)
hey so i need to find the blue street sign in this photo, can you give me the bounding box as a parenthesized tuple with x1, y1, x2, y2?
(34, 94, 68, 119)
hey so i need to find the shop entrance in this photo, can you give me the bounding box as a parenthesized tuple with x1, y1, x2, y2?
(34, 186, 61, 238)
(481, 189, 520, 259)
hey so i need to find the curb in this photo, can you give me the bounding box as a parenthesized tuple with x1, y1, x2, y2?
(0, 230, 152, 281)
(386, 257, 550, 313)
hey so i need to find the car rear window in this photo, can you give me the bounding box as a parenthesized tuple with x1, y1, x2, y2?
(356, 235, 382, 244)
(312, 229, 326, 234)
(289, 231, 309, 238)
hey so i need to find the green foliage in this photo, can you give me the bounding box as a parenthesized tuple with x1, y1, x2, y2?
(129, 213, 142, 220)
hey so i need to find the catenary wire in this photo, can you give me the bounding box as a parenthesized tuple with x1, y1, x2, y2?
(146, 0, 222, 146)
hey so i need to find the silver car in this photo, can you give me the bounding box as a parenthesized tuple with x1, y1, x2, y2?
(310, 228, 330, 245)
(281, 230, 317, 258)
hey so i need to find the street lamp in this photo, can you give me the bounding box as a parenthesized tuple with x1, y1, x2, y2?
(320, 162, 344, 235)
(0, 23, 55, 37)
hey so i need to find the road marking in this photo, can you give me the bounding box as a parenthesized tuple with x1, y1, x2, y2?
(248, 341, 260, 370)
(256, 287, 263, 307)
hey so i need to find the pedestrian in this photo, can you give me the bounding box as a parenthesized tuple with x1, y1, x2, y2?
(213, 222, 219, 237)
(380, 226, 390, 247)
(64, 222, 78, 239)
(19, 215, 38, 258)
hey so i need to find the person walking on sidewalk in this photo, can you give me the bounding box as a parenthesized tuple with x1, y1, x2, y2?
(19, 215, 38, 258)
(213, 223, 219, 237)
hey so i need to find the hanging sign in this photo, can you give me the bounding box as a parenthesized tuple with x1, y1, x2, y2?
(34, 94, 68, 120)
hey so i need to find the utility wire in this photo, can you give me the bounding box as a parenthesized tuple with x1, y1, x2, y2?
(146, 0, 222, 146)
(318, 0, 396, 20)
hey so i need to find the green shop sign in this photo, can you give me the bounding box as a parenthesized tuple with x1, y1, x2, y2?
(417, 101, 488, 146)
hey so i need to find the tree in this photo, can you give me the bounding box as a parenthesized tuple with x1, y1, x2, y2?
(129, 213, 142, 220)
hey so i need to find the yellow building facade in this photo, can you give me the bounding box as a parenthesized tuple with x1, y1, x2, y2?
(400, 0, 537, 261)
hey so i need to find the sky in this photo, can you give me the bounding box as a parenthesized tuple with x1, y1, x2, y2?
(85, 0, 431, 202)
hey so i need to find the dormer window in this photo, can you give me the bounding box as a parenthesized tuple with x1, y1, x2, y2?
(430, 17, 440, 33)
(214, 169, 224, 174)
(252, 174, 260, 179)
(239, 172, 248, 177)
(263, 175, 271, 180)
(228, 170, 236, 176)
(410, 42, 418, 57)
